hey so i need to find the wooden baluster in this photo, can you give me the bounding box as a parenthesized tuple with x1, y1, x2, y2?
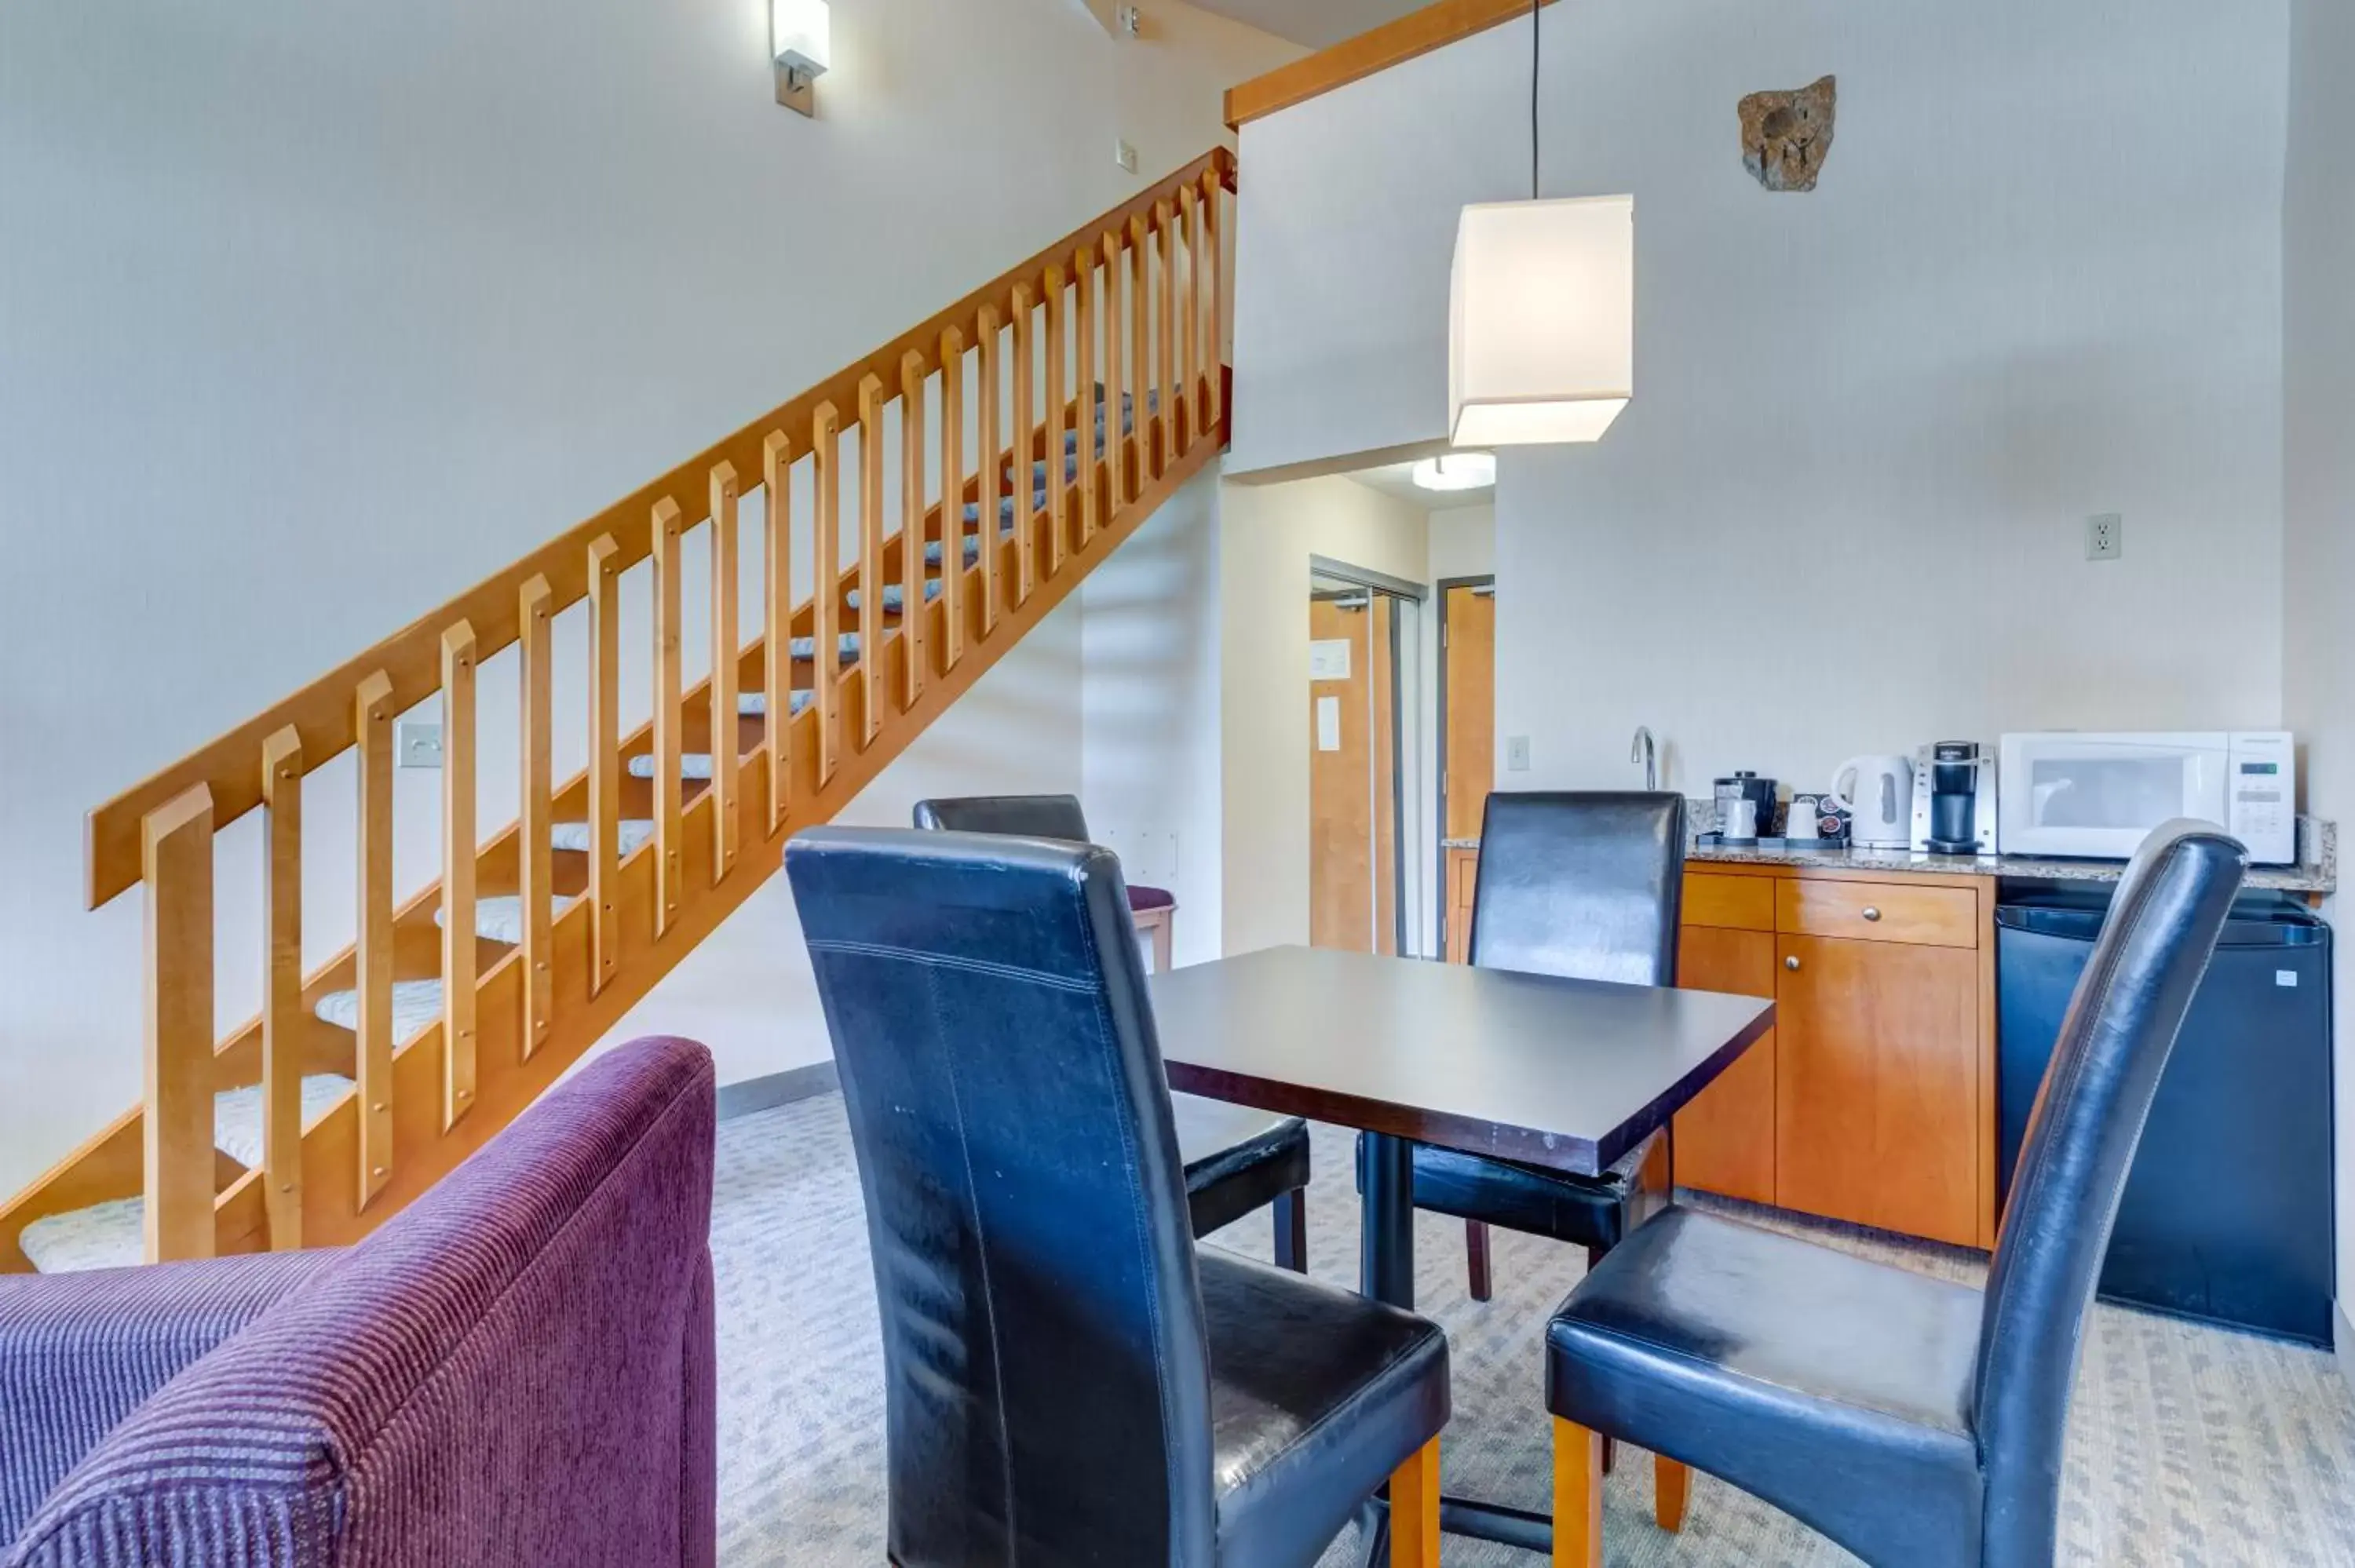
(974, 308, 1002, 633)
(856, 374, 886, 746)
(900, 351, 928, 708)
(354, 670, 396, 1207)
(761, 432, 793, 830)
(143, 783, 215, 1264)
(652, 499, 685, 932)
(1012, 282, 1038, 603)
(1201, 170, 1224, 430)
(588, 534, 622, 992)
(260, 729, 303, 1249)
(440, 621, 478, 1129)
(1128, 217, 1151, 498)
(517, 575, 553, 1056)
(709, 463, 741, 881)
(1156, 200, 1177, 474)
(1179, 182, 1201, 450)
(1103, 232, 1126, 510)
(1045, 263, 1068, 576)
(1075, 247, 1099, 546)
(937, 326, 966, 669)
(812, 402, 842, 782)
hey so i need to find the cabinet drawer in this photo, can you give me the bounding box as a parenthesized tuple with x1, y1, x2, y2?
(1683, 872, 1776, 932)
(1776, 879, 1977, 947)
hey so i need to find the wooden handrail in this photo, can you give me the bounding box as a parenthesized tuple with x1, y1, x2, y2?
(1224, 0, 1556, 129)
(82, 146, 1238, 909)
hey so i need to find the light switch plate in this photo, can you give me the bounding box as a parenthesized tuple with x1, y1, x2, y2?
(2087, 512, 2122, 561)
(1506, 735, 1531, 771)
(1114, 138, 1139, 174)
(396, 719, 444, 769)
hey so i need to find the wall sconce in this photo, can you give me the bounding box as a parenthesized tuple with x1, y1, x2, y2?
(772, 0, 830, 117)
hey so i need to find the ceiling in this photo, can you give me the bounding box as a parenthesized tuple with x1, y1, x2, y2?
(1188, 0, 1434, 49)
(1345, 459, 1495, 511)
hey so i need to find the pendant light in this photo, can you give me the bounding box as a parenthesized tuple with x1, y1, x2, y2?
(1447, 0, 1634, 446)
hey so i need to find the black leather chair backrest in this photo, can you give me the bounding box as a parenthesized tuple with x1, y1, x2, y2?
(1971, 819, 2244, 1565)
(1470, 792, 1686, 986)
(911, 793, 1090, 842)
(785, 826, 1216, 1566)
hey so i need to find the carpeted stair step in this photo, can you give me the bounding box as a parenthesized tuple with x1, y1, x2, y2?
(435, 892, 579, 944)
(737, 690, 815, 718)
(791, 633, 862, 663)
(844, 579, 941, 614)
(18, 1074, 357, 1274)
(550, 819, 657, 855)
(313, 979, 447, 1041)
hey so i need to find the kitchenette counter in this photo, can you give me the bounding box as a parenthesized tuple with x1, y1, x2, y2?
(1446, 815, 2335, 895)
(1684, 834, 2335, 895)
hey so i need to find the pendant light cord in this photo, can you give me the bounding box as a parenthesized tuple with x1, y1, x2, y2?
(1529, 0, 1541, 200)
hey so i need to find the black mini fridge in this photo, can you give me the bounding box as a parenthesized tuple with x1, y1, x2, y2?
(1996, 890, 2335, 1346)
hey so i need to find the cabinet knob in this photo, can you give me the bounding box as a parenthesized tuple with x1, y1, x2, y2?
(1861, 906, 1882, 922)
(1785, 954, 1802, 971)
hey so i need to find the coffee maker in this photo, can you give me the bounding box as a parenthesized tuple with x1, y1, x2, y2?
(1910, 741, 1998, 855)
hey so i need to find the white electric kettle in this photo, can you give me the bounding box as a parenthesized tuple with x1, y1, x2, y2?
(1830, 754, 1913, 848)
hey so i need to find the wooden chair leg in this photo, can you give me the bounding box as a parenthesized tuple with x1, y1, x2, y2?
(1466, 1218, 1493, 1301)
(1389, 1439, 1441, 1568)
(1272, 1187, 1308, 1273)
(1552, 1418, 1601, 1568)
(1655, 1453, 1689, 1533)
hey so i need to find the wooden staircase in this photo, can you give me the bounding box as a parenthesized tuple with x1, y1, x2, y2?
(1, 149, 1236, 1273)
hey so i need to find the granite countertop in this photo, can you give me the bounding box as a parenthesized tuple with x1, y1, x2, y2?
(1447, 814, 2338, 895)
(1685, 838, 2335, 895)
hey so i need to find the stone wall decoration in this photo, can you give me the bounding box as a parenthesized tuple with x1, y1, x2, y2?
(1740, 75, 1837, 192)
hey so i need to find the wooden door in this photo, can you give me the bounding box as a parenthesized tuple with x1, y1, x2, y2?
(1309, 596, 1375, 950)
(1673, 926, 1778, 1205)
(1774, 935, 1980, 1246)
(1442, 585, 1495, 844)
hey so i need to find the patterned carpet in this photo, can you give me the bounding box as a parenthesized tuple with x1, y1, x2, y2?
(711, 1096, 2355, 1566)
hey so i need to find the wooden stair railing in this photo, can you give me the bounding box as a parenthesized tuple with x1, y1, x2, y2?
(2, 148, 1236, 1272)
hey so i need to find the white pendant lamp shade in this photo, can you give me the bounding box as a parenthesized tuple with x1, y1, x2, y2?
(1448, 194, 1634, 447)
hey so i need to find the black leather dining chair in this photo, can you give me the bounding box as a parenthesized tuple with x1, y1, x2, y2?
(915, 793, 1312, 1271)
(1543, 819, 2247, 1567)
(1369, 791, 1685, 1304)
(787, 827, 1452, 1568)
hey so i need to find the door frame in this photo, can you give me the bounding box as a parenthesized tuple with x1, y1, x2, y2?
(1435, 574, 1495, 962)
(1309, 556, 1426, 957)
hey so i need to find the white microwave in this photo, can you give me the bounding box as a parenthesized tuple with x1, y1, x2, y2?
(1996, 732, 2295, 865)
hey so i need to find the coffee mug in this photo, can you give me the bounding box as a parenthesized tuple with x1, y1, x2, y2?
(1787, 795, 1821, 841)
(1720, 797, 1758, 840)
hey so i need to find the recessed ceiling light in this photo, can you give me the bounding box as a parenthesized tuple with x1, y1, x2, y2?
(1411, 453, 1497, 491)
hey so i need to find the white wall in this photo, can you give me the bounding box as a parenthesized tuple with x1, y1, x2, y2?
(2281, 0, 2355, 1336)
(1218, 472, 1428, 955)
(1082, 465, 1228, 965)
(0, 0, 1298, 1194)
(1231, 0, 2289, 797)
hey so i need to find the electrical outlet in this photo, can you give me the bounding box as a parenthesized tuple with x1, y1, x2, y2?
(1116, 5, 1142, 35)
(2086, 512, 2123, 561)
(396, 719, 444, 769)
(1114, 138, 1139, 174)
(1506, 735, 1532, 772)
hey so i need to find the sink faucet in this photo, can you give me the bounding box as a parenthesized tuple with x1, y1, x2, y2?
(1631, 727, 1658, 791)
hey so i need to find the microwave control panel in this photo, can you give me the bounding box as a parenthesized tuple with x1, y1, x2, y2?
(2226, 731, 2296, 865)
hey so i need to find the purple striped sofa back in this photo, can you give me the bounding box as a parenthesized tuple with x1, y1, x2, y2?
(2, 1037, 717, 1568)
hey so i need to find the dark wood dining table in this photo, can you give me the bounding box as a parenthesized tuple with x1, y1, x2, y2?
(1150, 943, 1775, 1555)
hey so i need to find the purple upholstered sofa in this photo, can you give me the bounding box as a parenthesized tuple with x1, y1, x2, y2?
(0, 1036, 717, 1568)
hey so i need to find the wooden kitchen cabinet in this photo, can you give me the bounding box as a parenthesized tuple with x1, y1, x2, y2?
(1677, 863, 1995, 1249)
(1673, 923, 1778, 1205)
(1773, 932, 1983, 1247)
